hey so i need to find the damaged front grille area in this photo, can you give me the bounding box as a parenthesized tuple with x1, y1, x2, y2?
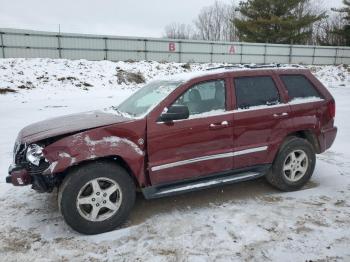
(14, 143, 26, 164)
(27, 161, 50, 176)
(14, 144, 50, 175)
(13, 142, 48, 172)
(11, 140, 64, 193)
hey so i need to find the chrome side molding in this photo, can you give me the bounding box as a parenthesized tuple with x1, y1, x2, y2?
(151, 146, 268, 172)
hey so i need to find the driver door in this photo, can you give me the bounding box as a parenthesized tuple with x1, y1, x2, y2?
(146, 79, 234, 185)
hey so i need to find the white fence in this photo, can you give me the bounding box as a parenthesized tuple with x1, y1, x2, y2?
(1, 28, 349, 65)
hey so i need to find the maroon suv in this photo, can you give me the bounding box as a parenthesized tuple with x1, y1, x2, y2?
(6, 65, 337, 234)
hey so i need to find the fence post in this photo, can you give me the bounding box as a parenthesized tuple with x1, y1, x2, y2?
(264, 44, 267, 64)
(104, 37, 108, 60)
(289, 45, 293, 64)
(0, 32, 5, 58)
(144, 39, 148, 61)
(210, 43, 214, 63)
(57, 34, 62, 59)
(334, 47, 339, 65)
(178, 41, 182, 63)
(312, 46, 316, 65)
(240, 43, 243, 64)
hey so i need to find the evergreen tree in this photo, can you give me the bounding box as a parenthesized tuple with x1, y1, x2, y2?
(234, 0, 325, 44)
(332, 0, 350, 46)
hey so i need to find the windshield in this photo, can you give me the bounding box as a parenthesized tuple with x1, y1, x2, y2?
(117, 80, 183, 118)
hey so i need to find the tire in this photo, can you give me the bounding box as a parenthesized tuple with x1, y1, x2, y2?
(266, 137, 316, 191)
(58, 161, 136, 235)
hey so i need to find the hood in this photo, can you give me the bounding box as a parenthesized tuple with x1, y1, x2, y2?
(18, 110, 133, 144)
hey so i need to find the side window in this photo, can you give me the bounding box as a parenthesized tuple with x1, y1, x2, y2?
(280, 75, 321, 100)
(174, 80, 226, 116)
(234, 76, 280, 110)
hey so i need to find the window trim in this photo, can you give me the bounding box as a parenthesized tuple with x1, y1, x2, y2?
(232, 75, 282, 110)
(279, 74, 324, 101)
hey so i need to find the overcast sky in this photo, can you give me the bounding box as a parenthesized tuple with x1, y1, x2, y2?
(0, 0, 345, 37)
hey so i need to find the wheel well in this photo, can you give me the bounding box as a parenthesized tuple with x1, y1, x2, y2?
(59, 156, 140, 189)
(287, 130, 320, 153)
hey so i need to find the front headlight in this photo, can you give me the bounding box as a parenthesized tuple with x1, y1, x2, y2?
(26, 144, 44, 166)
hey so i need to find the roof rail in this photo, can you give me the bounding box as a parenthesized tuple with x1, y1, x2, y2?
(206, 65, 244, 71)
(206, 63, 305, 71)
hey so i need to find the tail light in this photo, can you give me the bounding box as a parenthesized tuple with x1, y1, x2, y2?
(328, 100, 336, 119)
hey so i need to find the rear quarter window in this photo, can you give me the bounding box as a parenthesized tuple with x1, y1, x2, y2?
(280, 75, 322, 100)
(234, 76, 280, 110)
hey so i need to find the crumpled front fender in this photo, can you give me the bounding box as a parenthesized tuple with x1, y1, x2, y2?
(42, 122, 147, 186)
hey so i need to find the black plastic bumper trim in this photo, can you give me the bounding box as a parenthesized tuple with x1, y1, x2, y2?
(5, 175, 12, 183)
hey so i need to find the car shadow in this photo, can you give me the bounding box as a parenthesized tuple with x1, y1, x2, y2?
(39, 177, 319, 229)
(128, 178, 320, 226)
(128, 178, 279, 226)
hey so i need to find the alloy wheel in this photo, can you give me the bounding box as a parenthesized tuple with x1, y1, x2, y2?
(282, 149, 309, 182)
(76, 177, 122, 222)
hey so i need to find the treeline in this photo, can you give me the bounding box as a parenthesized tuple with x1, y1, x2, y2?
(163, 0, 350, 46)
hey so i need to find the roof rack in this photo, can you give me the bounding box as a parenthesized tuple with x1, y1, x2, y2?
(206, 65, 244, 71)
(206, 63, 305, 71)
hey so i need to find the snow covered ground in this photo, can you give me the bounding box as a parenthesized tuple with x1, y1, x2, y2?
(0, 59, 349, 261)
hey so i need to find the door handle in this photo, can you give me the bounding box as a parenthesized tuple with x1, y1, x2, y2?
(209, 121, 230, 129)
(273, 112, 289, 118)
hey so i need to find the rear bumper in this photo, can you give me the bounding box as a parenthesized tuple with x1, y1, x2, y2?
(6, 164, 31, 186)
(318, 126, 337, 153)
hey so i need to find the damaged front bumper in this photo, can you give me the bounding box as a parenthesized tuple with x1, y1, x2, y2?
(6, 164, 31, 186)
(6, 163, 61, 193)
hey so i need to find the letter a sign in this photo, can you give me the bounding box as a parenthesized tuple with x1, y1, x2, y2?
(229, 45, 235, 54)
(169, 42, 176, 52)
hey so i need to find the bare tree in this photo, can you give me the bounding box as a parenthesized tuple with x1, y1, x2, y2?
(193, 1, 238, 41)
(303, 0, 347, 45)
(163, 23, 194, 39)
(291, 0, 327, 45)
(316, 12, 347, 45)
(162, 0, 347, 46)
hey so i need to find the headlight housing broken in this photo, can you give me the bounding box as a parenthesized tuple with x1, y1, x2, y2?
(26, 144, 44, 166)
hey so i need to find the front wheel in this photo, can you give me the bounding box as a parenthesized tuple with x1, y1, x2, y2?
(266, 137, 316, 191)
(58, 161, 136, 234)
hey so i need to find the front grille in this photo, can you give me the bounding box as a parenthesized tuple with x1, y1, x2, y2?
(13, 143, 49, 175)
(14, 144, 26, 164)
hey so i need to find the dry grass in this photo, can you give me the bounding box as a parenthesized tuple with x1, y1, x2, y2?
(0, 88, 17, 94)
(116, 69, 145, 85)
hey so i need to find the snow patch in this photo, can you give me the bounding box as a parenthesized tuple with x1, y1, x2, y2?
(84, 135, 143, 155)
(289, 96, 324, 105)
(58, 152, 77, 165)
(58, 152, 72, 158)
(47, 161, 58, 173)
(0, 59, 350, 261)
(234, 103, 286, 112)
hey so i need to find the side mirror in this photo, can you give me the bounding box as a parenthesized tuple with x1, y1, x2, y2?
(159, 104, 190, 122)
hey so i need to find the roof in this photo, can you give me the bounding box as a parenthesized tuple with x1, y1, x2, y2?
(155, 64, 308, 83)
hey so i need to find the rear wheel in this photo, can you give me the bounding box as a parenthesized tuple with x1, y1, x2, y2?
(58, 161, 135, 234)
(266, 137, 316, 191)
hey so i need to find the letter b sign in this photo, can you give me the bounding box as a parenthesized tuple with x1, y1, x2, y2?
(169, 42, 176, 52)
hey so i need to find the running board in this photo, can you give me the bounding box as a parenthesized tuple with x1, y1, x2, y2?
(142, 167, 268, 199)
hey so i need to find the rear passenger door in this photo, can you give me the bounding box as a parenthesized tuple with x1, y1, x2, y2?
(232, 73, 293, 169)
